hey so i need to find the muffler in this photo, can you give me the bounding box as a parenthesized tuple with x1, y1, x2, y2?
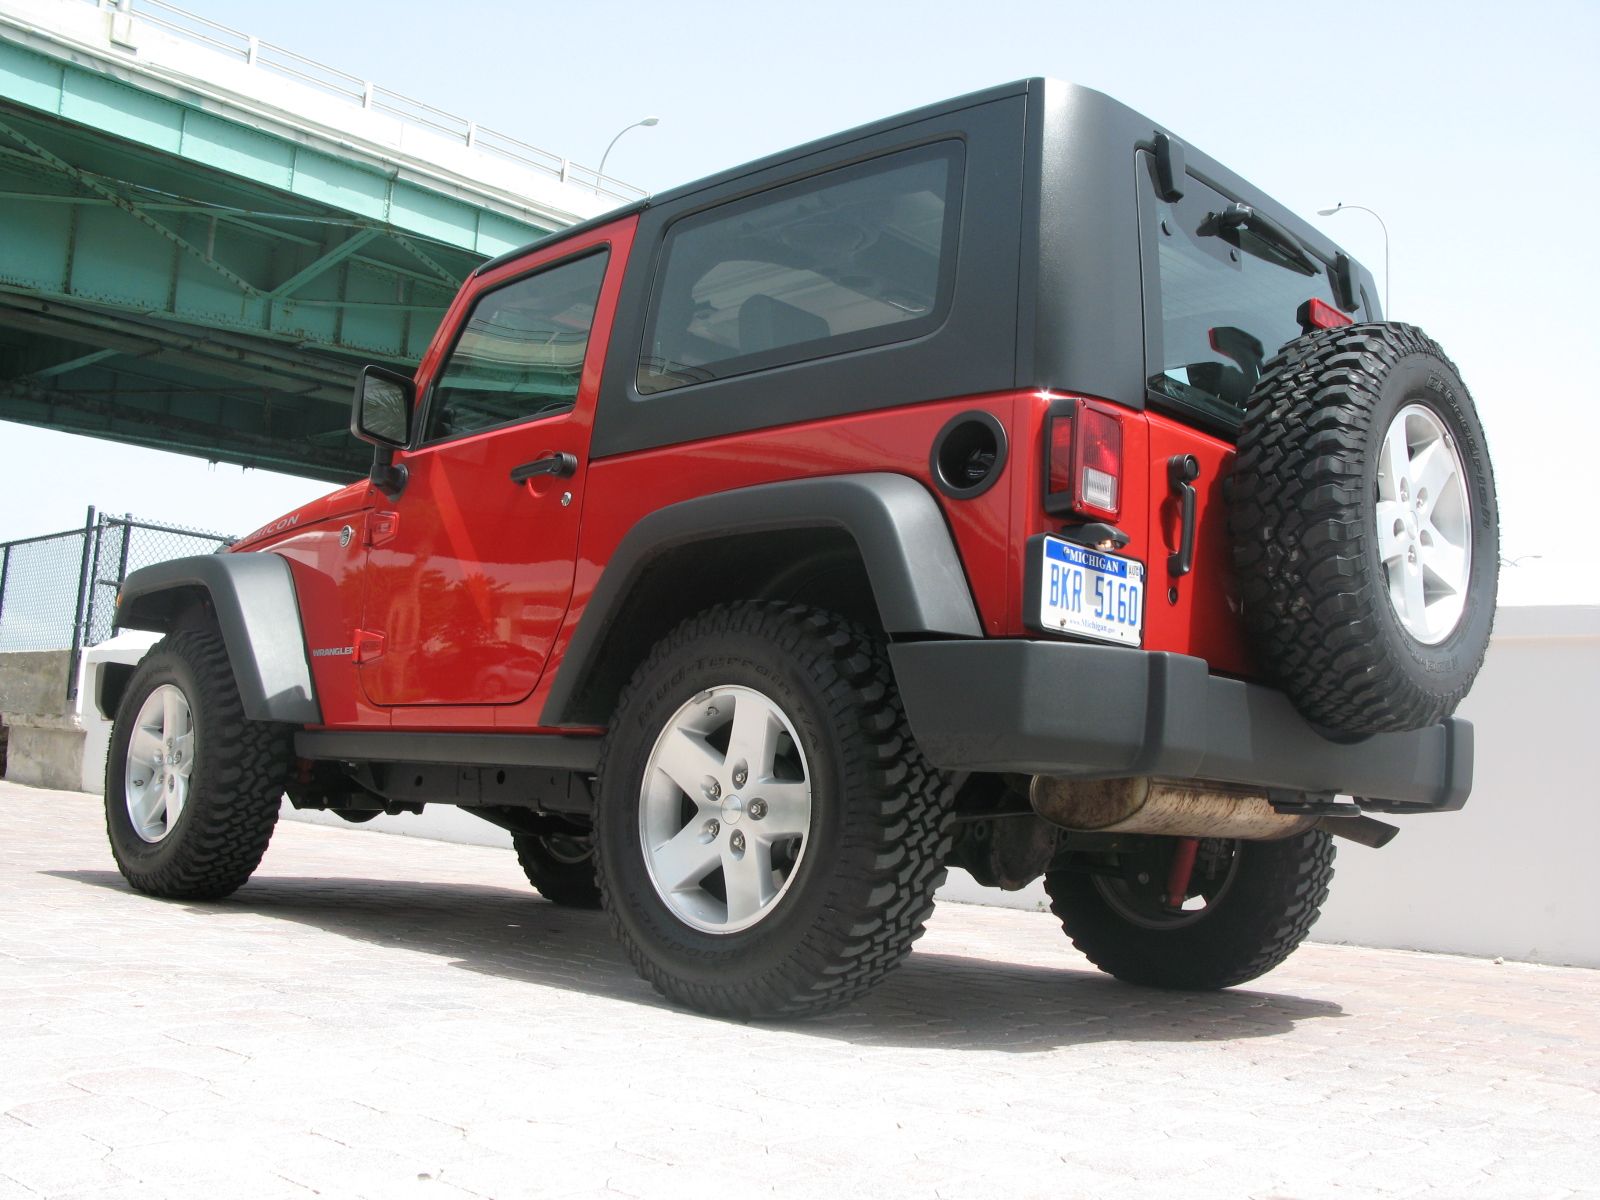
(1029, 775, 1317, 841)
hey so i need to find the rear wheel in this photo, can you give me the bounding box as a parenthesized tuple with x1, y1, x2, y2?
(512, 832, 602, 909)
(593, 602, 953, 1019)
(104, 629, 292, 900)
(1043, 830, 1335, 990)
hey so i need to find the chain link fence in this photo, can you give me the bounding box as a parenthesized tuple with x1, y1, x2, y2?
(0, 508, 232, 702)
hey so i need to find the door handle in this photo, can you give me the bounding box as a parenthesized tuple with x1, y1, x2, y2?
(510, 452, 578, 484)
(1167, 454, 1200, 577)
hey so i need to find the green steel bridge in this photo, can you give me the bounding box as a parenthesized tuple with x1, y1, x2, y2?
(0, 0, 640, 482)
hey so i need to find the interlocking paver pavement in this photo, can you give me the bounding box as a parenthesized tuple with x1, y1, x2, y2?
(2, 780, 1596, 1199)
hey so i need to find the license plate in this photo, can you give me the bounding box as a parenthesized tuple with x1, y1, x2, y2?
(1035, 537, 1145, 647)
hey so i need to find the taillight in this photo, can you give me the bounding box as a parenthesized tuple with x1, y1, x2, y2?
(1297, 297, 1354, 333)
(1043, 398, 1123, 520)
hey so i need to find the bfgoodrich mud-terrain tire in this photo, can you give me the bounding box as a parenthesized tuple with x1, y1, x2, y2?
(513, 833, 602, 909)
(1230, 322, 1498, 735)
(593, 602, 954, 1019)
(104, 629, 292, 900)
(1044, 830, 1335, 990)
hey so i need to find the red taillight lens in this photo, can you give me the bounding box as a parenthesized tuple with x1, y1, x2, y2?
(1297, 297, 1354, 333)
(1047, 413, 1074, 495)
(1043, 398, 1123, 520)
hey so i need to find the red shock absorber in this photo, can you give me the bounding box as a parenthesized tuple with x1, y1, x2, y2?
(1164, 837, 1200, 910)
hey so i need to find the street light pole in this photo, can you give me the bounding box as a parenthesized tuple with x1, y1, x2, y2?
(1318, 203, 1390, 316)
(597, 117, 659, 192)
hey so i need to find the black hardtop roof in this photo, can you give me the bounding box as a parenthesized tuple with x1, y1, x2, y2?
(475, 79, 1042, 276)
(475, 78, 1363, 298)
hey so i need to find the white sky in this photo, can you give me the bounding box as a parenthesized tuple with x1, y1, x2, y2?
(2, 0, 1596, 606)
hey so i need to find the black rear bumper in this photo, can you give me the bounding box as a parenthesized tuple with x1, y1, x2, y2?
(888, 640, 1471, 812)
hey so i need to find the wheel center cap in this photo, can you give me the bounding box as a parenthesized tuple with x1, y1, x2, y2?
(721, 795, 744, 824)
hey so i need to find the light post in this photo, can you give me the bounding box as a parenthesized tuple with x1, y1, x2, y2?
(1318, 203, 1390, 316)
(597, 117, 659, 191)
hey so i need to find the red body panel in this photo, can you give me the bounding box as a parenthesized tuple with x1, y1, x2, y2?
(1140, 410, 1253, 678)
(354, 220, 632, 713)
(520, 393, 1022, 726)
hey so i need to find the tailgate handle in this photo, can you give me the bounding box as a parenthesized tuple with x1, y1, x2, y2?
(1167, 455, 1200, 577)
(510, 452, 578, 483)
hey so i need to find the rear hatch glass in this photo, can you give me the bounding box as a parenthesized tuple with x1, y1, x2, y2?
(1145, 174, 1363, 430)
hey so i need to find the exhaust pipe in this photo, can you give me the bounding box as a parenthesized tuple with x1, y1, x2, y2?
(1029, 776, 1401, 847)
(1029, 776, 1317, 841)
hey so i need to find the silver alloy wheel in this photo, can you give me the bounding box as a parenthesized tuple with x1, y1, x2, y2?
(1375, 403, 1473, 644)
(638, 685, 813, 934)
(124, 683, 195, 844)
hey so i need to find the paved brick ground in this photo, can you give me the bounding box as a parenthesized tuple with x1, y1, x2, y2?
(2, 780, 1597, 1200)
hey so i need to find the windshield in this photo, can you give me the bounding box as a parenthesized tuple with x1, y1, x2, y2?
(1147, 178, 1362, 427)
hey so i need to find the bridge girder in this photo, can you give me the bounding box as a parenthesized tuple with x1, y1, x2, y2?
(0, 32, 563, 480)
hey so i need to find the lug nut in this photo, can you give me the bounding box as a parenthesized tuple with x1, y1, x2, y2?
(748, 799, 767, 820)
(732, 764, 748, 788)
(730, 830, 745, 854)
(702, 819, 721, 841)
(705, 780, 721, 801)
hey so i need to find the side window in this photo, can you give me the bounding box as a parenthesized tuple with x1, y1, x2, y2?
(638, 142, 963, 396)
(422, 250, 608, 443)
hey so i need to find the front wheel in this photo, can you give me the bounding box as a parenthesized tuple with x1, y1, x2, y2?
(512, 832, 602, 909)
(1043, 830, 1335, 990)
(593, 602, 953, 1019)
(104, 628, 292, 900)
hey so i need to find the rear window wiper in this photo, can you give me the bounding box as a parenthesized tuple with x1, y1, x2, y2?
(1200, 203, 1318, 277)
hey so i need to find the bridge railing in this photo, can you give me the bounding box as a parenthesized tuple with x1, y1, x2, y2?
(87, 0, 648, 203)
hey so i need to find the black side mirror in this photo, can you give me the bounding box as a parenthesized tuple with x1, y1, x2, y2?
(352, 365, 415, 448)
(351, 365, 415, 498)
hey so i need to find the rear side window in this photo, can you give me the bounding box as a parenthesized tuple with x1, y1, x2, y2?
(422, 250, 608, 443)
(637, 141, 964, 396)
(1148, 179, 1355, 427)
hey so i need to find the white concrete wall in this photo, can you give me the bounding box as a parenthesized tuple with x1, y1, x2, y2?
(1311, 605, 1599, 967)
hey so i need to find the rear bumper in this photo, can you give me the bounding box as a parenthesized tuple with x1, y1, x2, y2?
(888, 640, 1472, 812)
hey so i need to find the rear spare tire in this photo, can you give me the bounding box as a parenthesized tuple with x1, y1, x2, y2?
(1230, 322, 1498, 734)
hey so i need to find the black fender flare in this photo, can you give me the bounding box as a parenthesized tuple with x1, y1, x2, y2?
(541, 472, 982, 726)
(115, 552, 321, 724)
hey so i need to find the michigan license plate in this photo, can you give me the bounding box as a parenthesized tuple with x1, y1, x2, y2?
(1036, 536, 1145, 647)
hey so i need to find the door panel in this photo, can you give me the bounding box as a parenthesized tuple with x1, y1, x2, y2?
(358, 236, 622, 708)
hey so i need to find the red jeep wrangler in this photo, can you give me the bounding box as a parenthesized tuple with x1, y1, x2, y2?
(101, 80, 1497, 1019)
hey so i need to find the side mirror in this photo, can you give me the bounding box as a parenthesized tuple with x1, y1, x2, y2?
(351, 365, 415, 448)
(351, 365, 415, 498)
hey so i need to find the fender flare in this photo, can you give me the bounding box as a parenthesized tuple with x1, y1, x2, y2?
(115, 552, 321, 724)
(540, 472, 982, 727)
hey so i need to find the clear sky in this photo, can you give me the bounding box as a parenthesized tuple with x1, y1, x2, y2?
(2, 0, 1596, 605)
